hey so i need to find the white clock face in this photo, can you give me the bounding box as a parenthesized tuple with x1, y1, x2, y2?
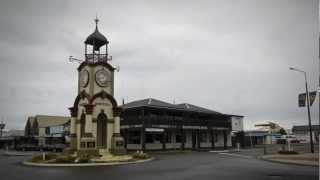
(95, 69, 110, 87)
(79, 69, 89, 87)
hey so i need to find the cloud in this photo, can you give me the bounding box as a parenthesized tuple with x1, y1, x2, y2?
(0, 0, 318, 130)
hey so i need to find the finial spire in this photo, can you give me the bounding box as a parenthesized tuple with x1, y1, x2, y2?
(94, 14, 99, 29)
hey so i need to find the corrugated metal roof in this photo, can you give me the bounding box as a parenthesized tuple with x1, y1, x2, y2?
(121, 98, 224, 115)
(175, 103, 221, 114)
(34, 115, 70, 128)
(292, 125, 320, 131)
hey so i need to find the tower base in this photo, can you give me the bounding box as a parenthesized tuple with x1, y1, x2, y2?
(110, 134, 126, 155)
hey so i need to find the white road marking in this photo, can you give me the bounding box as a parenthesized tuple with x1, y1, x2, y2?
(218, 153, 253, 159)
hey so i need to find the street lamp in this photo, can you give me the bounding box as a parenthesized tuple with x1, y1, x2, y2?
(0, 121, 5, 137)
(289, 67, 314, 153)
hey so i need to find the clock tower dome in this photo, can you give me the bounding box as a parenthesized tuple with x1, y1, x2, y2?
(69, 18, 125, 155)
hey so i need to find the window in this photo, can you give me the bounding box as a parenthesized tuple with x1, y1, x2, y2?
(176, 134, 182, 143)
(209, 131, 218, 143)
(45, 127, 50, 135)
(166, 132, 172, 143)
(200, 132, 208, 143)
(146, 134, 153, 143)
(80, 142, 86, 148)
(128, 131, 140, 144)
(146, 133, 162, 143)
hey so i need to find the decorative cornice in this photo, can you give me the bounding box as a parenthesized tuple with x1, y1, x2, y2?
(77, 61, 115, 72)
(113, 107, 122, 117)
(69, 107, 78, 117)
(69, 133, 77, 138)
(83, 133, 93, 138)
(89, 90, 118, 107)
(112, 133, 122, 137)
(84, 104, 95, 114)
(72, 90, 91, 109)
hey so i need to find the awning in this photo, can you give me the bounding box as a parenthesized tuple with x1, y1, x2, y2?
(145, 128, 164, 132)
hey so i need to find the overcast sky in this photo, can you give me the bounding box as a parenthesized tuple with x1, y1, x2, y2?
(0, 0, 319, 130)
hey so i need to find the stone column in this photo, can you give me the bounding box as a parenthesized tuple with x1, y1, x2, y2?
(223, 130, 228, 150)
(197, 129, 201, 150)
(210, 129, 215, 150)
(141, 108, 146, 151)
(114, 116, 120, 134)
(68, 107, 77, 150)
(111, 107, 126, 155)
(181, 128, 185, 150)
(162, 130, 166, 150)
(84, 104, 94, 137)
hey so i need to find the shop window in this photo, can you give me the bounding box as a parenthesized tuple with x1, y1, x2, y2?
(146, 133, 162, 143)
(176, 134, 182, 143)
(146, 134, 153, 143)
(45, 127, 50, 135)
(166, 132, 172, 143)
(200, 132, 208, 143)
(128, 131, 140, 144)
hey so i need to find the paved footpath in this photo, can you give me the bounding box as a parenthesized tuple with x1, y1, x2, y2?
(261, 153, 319, 166)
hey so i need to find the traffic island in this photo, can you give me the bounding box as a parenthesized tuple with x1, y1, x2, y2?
(260, 153, 319, 167)
(23, 151, 154, 167)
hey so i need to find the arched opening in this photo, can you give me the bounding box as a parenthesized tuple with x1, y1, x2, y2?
(80, 111, 86, 137)
(97, 110, 107, 148)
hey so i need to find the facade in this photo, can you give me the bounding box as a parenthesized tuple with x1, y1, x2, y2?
(120, 98, 243, 151)
(292, 125, 320, 143)
(68, 18, 125, 155)
(24, 115, 70, 145)
(243, 130, 282, 146)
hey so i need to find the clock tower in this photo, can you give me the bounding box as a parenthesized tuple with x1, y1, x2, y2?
(68, 18, 125, 155)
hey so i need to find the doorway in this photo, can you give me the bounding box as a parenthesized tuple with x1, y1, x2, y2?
(97, 110, 107, 148)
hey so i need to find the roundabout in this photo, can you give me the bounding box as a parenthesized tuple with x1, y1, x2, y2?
(23, 151, 154, 167)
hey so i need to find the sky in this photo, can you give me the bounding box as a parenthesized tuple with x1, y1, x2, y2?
(0, 0, 318, 130)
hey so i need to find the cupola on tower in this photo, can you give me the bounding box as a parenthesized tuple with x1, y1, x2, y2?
(68, 18, 125, 155)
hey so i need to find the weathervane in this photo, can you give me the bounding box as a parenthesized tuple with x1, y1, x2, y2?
(68, 16, 118, 71)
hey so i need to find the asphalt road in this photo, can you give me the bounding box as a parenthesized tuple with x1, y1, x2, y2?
(0, 152, 317, 180)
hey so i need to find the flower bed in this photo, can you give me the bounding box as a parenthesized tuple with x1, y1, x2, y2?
(26, 151, 152, 165)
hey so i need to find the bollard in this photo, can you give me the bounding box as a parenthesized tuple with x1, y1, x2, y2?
(236, 143, 240, 152)
(42, 152, 46, 161)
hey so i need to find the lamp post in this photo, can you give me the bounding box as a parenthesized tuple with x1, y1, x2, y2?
(289, 67, 314, 153)
(0, 121, 5, 137)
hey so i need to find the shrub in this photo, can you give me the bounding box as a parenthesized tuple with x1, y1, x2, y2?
(132, 151, 151, 159)
(278, 150, 299, 155)
(78, 154, 91, 163)
(29, 153, 57, 162)
(54, 155, 77, 163)
(30, 155, 43, 163)
(45, 153, 58, 160)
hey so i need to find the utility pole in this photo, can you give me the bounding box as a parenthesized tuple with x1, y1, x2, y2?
(318, 36, 320, 127)
(290, 67, 314, 153)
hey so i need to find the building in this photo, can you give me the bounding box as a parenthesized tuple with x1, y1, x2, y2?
(24, 115, 70, 146)
(242, 130, 282, 146)
(0, 129, 25, 149)
(120, 98, 243, 151)
(68, 18, 125, 155)
(292, 125, 320, 143)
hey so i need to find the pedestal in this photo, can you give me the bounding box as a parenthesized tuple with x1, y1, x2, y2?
(69, 134, 77, 150)
(111, 134, 126, 155)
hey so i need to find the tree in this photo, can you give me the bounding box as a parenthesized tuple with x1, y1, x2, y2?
(279, 128, 287, 135)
